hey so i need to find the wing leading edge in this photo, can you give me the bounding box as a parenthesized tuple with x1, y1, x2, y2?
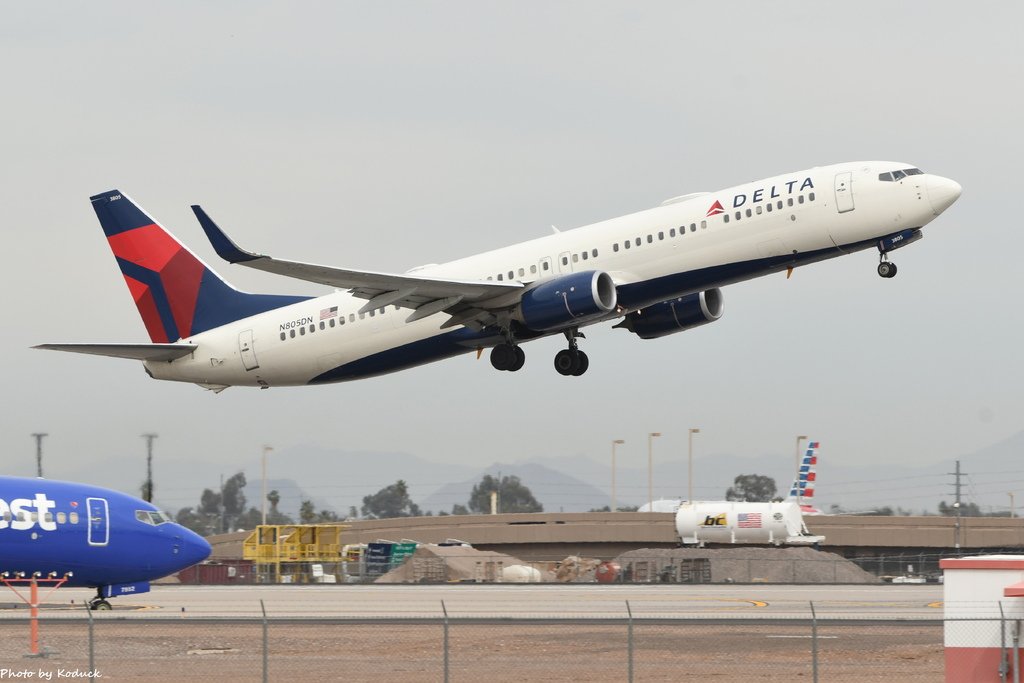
(191, 206, 522, 329)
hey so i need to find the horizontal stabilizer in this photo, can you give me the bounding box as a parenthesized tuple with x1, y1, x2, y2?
(33, 343, 196, 362)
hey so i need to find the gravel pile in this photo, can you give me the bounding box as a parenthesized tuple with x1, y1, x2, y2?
(613, 546, 879, 584)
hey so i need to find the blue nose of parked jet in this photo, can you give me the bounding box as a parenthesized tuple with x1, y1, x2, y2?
(178, 529, 213, 569)
(927, 175, 962, 215)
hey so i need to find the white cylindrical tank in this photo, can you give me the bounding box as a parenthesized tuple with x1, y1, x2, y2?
(674, 501, 819, 545)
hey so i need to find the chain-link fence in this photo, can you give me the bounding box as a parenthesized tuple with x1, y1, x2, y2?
(4, 609, 1004, 681)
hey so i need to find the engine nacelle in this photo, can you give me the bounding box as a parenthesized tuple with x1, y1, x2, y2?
(615, 288, 724, 340)
(518, 271, 618, 332)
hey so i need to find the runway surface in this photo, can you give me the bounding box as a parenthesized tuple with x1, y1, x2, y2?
(10, 583, 944, 619)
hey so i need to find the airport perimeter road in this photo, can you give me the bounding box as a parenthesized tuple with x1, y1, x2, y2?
(23, 584, 944, 619)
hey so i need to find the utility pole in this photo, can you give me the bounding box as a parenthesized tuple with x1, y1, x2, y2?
(141, 434, 157, 503)
(30, 433, 47, 478)
(950, 460, 965, 554)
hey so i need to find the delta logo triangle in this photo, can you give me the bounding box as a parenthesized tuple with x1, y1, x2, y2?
(705, 200, 724, 217)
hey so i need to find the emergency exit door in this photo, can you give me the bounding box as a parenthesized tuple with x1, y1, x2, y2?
(87, 497, 109, 546)
(239, 329, 259, 371)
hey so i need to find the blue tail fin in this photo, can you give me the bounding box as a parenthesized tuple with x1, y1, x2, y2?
(91, 190, 310, 342)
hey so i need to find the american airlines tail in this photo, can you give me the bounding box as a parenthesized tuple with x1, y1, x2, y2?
(788, 440, 821, 512)
(90, 190, 306, 343)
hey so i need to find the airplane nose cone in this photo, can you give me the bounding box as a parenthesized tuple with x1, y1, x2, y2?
(178, 531, 212, 569)
(927, 175, 962, 215)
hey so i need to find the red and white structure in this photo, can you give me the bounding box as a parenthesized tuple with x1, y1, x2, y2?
(942, 555, 1024, 682)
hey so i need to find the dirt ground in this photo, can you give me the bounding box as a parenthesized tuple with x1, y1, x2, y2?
(0, 619, 943, 682)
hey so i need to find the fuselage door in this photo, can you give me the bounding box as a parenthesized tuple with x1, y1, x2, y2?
(239, 329, 259, 371)
(86, 497, 109, 547)
(834, 172, 855, 213)
(557, 251, 573, 274)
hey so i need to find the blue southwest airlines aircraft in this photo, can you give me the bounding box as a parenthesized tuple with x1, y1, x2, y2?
(0, 476, 210, 609)
(35, 162, 961, 389)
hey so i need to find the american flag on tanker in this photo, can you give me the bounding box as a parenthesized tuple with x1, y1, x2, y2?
(737, 512, 762, 528)
(320, 306, 338, 320)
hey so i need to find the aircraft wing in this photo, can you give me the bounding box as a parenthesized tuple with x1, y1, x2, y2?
(192, 206, 522, 328)
(33, 343, 196, 362)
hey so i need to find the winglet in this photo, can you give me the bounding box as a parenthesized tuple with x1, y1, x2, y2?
(191, 205, 261, 263)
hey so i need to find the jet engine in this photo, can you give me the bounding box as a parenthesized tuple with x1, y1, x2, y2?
(614, 288, 723, 340)
(517, 270, 618, 332)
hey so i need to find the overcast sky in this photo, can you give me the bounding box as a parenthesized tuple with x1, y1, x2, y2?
(3, 3, 1021, 500)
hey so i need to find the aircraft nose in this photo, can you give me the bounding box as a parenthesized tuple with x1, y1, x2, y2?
(176, 531, 212, 569)
(927, 175, 962, 215)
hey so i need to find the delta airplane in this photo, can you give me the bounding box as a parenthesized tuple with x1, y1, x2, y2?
(0, 476, 210, 609)
(35, 162, 961, 389)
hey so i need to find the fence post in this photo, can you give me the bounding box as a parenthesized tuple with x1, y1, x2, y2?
(1013, 619, 1020, 683)
(441, 600, 450, 683)
(85, 603, 94, 674)
(626, 600, 634, 683)
(809, 601, 818, 683)
(260, 599, 268, 683)
(1001, 602, 1009, 682)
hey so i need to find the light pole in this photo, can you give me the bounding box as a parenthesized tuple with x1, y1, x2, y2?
(647, 432, 661, 511)
(141, 433, 157, 502)
(31, 433, 47, 478)
(688, 428, 700, 502)
(794, 435, 808, 504)
(1010, 492, 1016, 519)
(261, 445, 274, 525)
(611, 439, 624, 512)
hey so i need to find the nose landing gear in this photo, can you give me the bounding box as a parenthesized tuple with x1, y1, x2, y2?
(554, 329, 589, 376)
(877, 255, 898, 279)
(88, 589, 112, 610)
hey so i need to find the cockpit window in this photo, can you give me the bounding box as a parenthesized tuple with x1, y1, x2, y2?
(136, 510, 172, 525)
(879, 167, 923, 182)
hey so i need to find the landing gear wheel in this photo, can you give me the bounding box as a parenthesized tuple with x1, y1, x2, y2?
(89, 598, 112, 611)
(509, 346, 526, 372)
(554, 349, 579, 376)
(490, 343, 514, 371)
(877, 262, 897, 279)
(571, 350, 589, 376)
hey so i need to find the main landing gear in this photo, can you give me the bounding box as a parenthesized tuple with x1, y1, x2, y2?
(877, 253, 898, 279)
(490, 342, 525, 372)
(554, 329, 589, 377)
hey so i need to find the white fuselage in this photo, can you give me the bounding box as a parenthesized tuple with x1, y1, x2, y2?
(144, 161, 954, 388)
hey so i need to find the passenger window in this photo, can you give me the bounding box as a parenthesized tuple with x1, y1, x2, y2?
(658, 231, 664, 240)
(745, 209, 752, 218)
(70, 512, 79, 524)
(359, 312, 365, 320)
(542, 262, 550, 270)
(530, 265, 537, 274)
(309, 324, 315, 332)
(280, 332, 286, 341)
(508, 271, 514, 279)
(572, 254, 579, 263)
(798, 195, 805, 204)
(613, 243, 619, 252)
(787, 198, 794, 207)
(809, 192, 815, 201)
(581, 252, 588, 260)
(57, 512, 66, 524)
(777, 201, 783, 209)
(766, 203, 773, 212)
(289, 329, 295, 338)
(756, 206, 762, 215)
(339, 317, 345, 325)
(319, 321, 325, 330)
(592, 249, 598, 257)
(300, 327, 306, 335)
(635, 237, 641, 246)
(670, 228, 676, 237)
(735, 212, 741, 220)
(691, 223, 697, 232)
(701, 221, 706, 229)
(624, 241, 631, 249)
(329, 318, 336, 328)
(518, 267, 525, 276)
(349, 314, 355, 322)
(497, 273, 503, 281)
(561, 257, 568, 266)
(369, 310, 375, 317)
(646, 235, 653, 243)
(723, 214, 730, 223)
